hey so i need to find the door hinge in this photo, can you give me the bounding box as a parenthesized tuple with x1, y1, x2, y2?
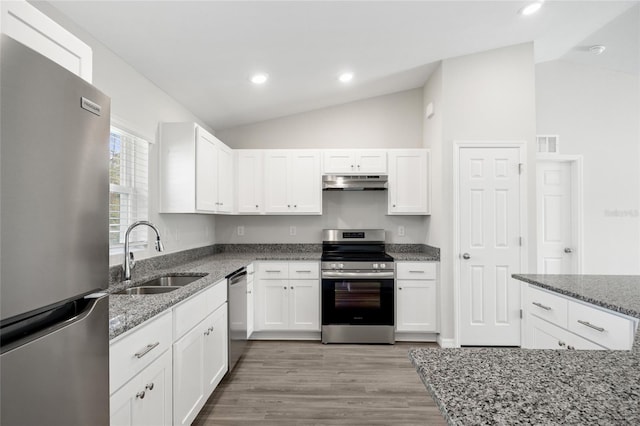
(518, 163, 524, 175)
(520, 309, 523, 319)
(519, 237, 523, 246)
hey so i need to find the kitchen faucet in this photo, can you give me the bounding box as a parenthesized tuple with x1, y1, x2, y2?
(123, 220, 164, 281)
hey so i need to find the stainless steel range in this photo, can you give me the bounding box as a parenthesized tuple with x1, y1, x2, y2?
(321, 229, 395, 344)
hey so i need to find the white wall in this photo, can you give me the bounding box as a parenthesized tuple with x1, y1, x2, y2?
(216, 89, 427, 244)
(424, 43, 537, 344)
(31, 2, 218, 266)
(217, 89, 424, 149)
(536, 59, 640, 274)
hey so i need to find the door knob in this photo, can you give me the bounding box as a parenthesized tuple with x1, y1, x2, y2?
(462, 253, 471, 260)
(564, 248, 573, 253)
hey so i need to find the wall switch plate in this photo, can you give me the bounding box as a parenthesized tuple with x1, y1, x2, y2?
(290, 226, 296, 236)
(237, 226, 245, 236)
(398, 226, 405, 237)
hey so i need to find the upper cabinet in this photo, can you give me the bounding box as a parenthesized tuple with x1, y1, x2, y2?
(388, 149, 430, 215)
(264, 150, 321, 215)
(322, 150, 387, 174)
(160, 123, 233, 214)
(235, 150, 264, 214)
(1, 0, 93, 82)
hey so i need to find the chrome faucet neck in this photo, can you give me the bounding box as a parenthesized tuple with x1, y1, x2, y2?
(123, 221, 164, 281)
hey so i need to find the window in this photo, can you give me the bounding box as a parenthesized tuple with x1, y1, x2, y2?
(109, 125, 149, 253)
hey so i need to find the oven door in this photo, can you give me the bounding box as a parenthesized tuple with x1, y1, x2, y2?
(322, 273, 394, 326)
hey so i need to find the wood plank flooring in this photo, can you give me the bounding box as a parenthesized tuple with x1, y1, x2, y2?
(193, 340, 445, 426)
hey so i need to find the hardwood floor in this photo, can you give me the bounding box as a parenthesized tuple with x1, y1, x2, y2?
(193, 340, 445, 425)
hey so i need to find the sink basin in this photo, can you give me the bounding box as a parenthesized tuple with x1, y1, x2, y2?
(115, 286, 180, 295)
(139, 275, 203, 288)
(114, 273, 206, 295)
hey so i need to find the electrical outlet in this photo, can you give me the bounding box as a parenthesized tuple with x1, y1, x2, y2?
(398, 226, 405, 237)
(289, 226, 296, 236)
(237, 226, 245, 236)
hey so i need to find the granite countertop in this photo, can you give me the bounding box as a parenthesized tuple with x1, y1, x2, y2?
(409, 274, 640, 425)
(107, 250, 321, 340)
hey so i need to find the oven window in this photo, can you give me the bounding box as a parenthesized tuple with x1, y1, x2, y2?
(335, 281, 381, 309)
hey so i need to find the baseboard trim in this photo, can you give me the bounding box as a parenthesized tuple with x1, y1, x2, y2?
(395, 332, 438, 342)
(437, 336, 456, 348)
(250, 331, 321, 341)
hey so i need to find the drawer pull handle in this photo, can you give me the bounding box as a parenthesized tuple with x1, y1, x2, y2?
(532, 302, 551, 311)
(577, 320, 605, 332)
(409, 270, 425, 273)
(134, 342, 160, 359)
(295, 270, 312, 273)
(136, 391, 145, 399)
(145, 383, 154, 391)
(265, 270, 282, 273)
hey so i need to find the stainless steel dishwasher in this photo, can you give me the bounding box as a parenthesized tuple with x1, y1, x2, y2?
(227, 267, 247, 371)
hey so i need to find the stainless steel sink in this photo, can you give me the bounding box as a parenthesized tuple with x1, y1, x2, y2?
(114, 274, 206, 295)
(115, 286, 180, 295)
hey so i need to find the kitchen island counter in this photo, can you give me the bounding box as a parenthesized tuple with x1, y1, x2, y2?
(409, 274, 640, 425)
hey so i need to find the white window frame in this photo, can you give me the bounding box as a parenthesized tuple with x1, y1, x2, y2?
(109, 119, 150, 256)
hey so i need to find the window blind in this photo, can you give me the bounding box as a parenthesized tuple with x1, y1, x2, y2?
(109, 126, 149, 251)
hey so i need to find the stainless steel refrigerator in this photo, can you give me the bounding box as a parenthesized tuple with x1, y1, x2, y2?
(0, 34, 111, 425)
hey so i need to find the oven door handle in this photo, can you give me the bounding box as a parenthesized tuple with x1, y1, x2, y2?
(321, 271, 395, 279)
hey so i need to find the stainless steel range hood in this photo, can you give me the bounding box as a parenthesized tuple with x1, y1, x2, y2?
(322, 175, 388, 191)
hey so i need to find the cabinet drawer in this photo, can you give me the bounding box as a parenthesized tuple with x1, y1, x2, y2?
(174, 282, 228, 340)
(526, 285, 568, 328)
(110, 310, 173, 393)
(567, 301, 634, 350)
(289, 262, 319, 279)
(396, 262, 436, 280)
(257, 262, 289, 279)
(205, 280, 227, 313)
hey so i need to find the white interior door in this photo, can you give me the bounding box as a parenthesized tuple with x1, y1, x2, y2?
(459, 146, 522, 346)
(537, 161, 577, 274)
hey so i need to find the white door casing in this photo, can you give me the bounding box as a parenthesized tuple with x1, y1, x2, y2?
(536, 156, 583, 274)
(455, 142, 526, 347)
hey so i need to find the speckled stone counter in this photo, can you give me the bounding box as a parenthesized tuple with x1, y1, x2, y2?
(387, 243, 440, 261)
(409, 274, 640, 425)
(108, 246, 321, 340)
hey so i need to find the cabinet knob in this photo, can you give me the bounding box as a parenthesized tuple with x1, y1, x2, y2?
(558, 341, 566, 347)
(351, 165, 354, 169)
(290, 286, 294, 289)
(393, 204, 396, 207)
(398, 287, 402, 290)
(204, 330, 210, 336)
(145, 383, 154, 391)
(256, 205, 259, 208)
(357, 164, 360, 169)
(283, 286, 287, 289)
(294, 205, 297, 208)
(287, 205, 291, 208)
(136, 391, 145, 399)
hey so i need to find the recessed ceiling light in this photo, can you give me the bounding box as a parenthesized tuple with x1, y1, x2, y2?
(250, 73, 268, 85)
(519, 1, 543, 16)
(589, 45, 606, 55)
(338, 72, 354, 83)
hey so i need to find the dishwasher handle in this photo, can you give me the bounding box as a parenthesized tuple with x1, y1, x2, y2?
(228, 268, 247, 286)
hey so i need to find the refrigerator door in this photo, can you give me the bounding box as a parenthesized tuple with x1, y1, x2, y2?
(1, 295, 109, 426)
(0, 35, 111, 322)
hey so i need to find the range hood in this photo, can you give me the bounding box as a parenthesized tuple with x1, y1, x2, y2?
(322, 175, 388, 191)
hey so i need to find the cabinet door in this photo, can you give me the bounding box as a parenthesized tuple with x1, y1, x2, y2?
(396, 280, 437, 332)
(247, 280, 255, 338)
(322, 151, 356, 174)
(173, 324, 206, 426)
(388, 150, 429, 214)
(357, 151, 387, 173)
(216, 142, 233, 213)
(264, 151, 290, 213)
(256, 280, 289, 330)
(110, 350, 172, 426)
(195, 129, 218, 212)
(289, 151, 321, 214)
(203, 305, 228, 395)
(525, 315, 605, 350)
(236, 150, 263, 213)
(289, 280, 320, 331)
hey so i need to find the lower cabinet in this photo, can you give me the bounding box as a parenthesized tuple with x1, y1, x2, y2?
(110, 350, 173, 426)
(173, 303, 228, 426)
(526, 314, 604, 350)
(395, 262, 438, 335)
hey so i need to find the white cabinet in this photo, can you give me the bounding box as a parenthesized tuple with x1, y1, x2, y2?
(247, 263, 255, 338)
(159, 122, 233, 214)
(322, 150, 387, 174)
(396, 262, 438, 334)
(1, 0, 93, 82)
(388, 150, 430, 215)
(235, 150, 264, 214)
(522, 283, 637, 350)
(255, 262, 320, 332)
(109, 311, 173, 426)
(110, 350, 173, 426)
(264, 150, 321, 214)
(173, 303, 228, 426)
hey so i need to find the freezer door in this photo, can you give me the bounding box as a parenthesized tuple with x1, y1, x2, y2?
(1, 295, 109, 426)
(0, 35, 111, 322)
